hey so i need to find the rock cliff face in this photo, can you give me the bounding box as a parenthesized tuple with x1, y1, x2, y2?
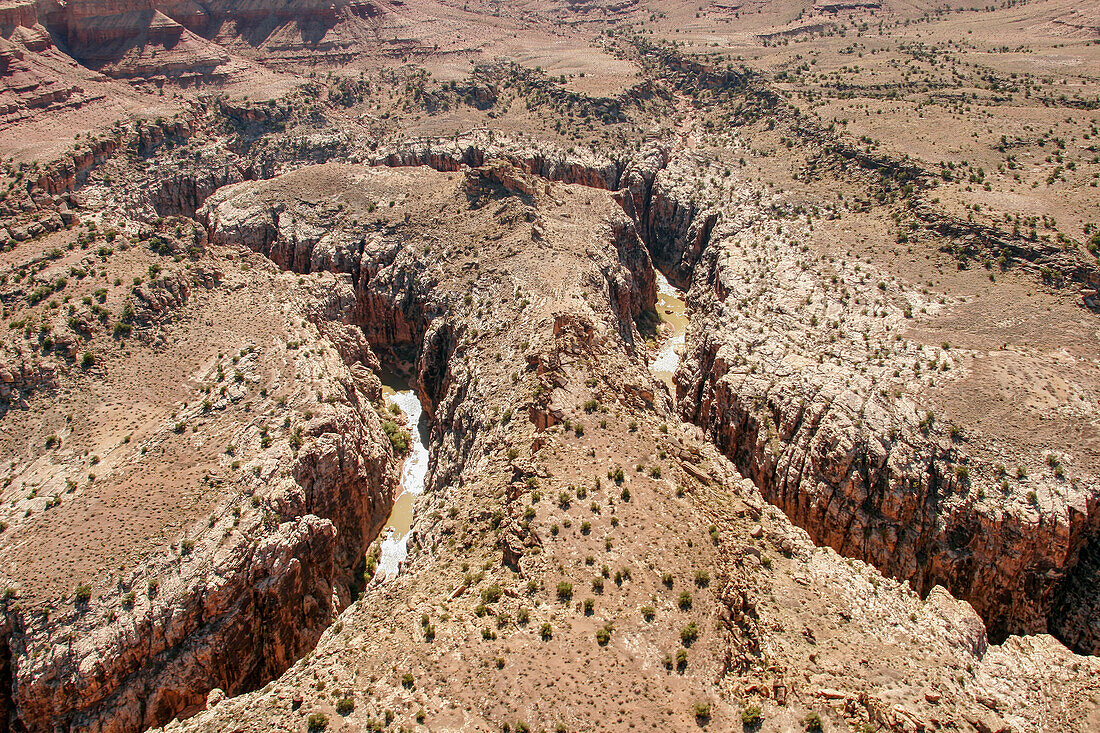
(620, 148, 1100, 653)
(163, 0, 394, 68)
(0, 0, 105, 119)
(617, 145, 716, 289)
(0, 1, 38, 34)
(29, 0, 229, 79)
(371, 134, 627, 192)
(681, 296, 1100, 646)
(0, 0, 49, 51)
(0, 228, 400, 732)
(0, 0, 398, 84)
(14, 515, 341, 733)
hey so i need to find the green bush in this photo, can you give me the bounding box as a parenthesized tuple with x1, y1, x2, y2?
(741, 704, 762, 725)
(307, 713, 328, 732)
(335, 698, 354, 716)
(381, 419, 409, 454)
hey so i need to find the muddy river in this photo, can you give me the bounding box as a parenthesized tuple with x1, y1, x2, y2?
(377, 385, 429, 580)
(650, 271, 688, 390)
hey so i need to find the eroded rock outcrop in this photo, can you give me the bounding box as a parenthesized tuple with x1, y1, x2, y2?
(37, 0, 229, 78)
(371, 133, 626, 191)
(0, 235, 400, 733)
(643, 149, 1100, 652)
(159, 159, 1099, 733)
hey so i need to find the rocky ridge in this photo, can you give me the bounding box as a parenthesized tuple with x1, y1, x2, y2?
(158, 159, 1098, 733)
(95, 115, 1100, 654)
(0, 212, 402, 731)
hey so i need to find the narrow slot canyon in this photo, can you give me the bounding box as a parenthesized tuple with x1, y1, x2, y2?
(2, 126, 1098, 733)
(376, 374, 430, 581)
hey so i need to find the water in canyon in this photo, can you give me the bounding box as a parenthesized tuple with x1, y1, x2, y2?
(650, 271, 688, 390)
(377, 382, 429, 580)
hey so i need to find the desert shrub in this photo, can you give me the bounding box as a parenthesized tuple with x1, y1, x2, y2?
(381, 419, 409, 454)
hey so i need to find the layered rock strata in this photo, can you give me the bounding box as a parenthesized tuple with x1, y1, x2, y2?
(0, 229, 400, 732)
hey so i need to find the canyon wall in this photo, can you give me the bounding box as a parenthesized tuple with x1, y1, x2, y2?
(1, 243, 400, 732)
(138, 128, 1100, 656)
(620, 149, 1100, 653)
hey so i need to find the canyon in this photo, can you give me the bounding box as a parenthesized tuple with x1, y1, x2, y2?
(0, 1, 1098, 732)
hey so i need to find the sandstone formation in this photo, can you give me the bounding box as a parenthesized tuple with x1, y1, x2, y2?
(607, 138, 1100, 653)
(1, 2, 1099, 731)
(0, 197, 401, 731)
(158, 160, 1099, 733)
